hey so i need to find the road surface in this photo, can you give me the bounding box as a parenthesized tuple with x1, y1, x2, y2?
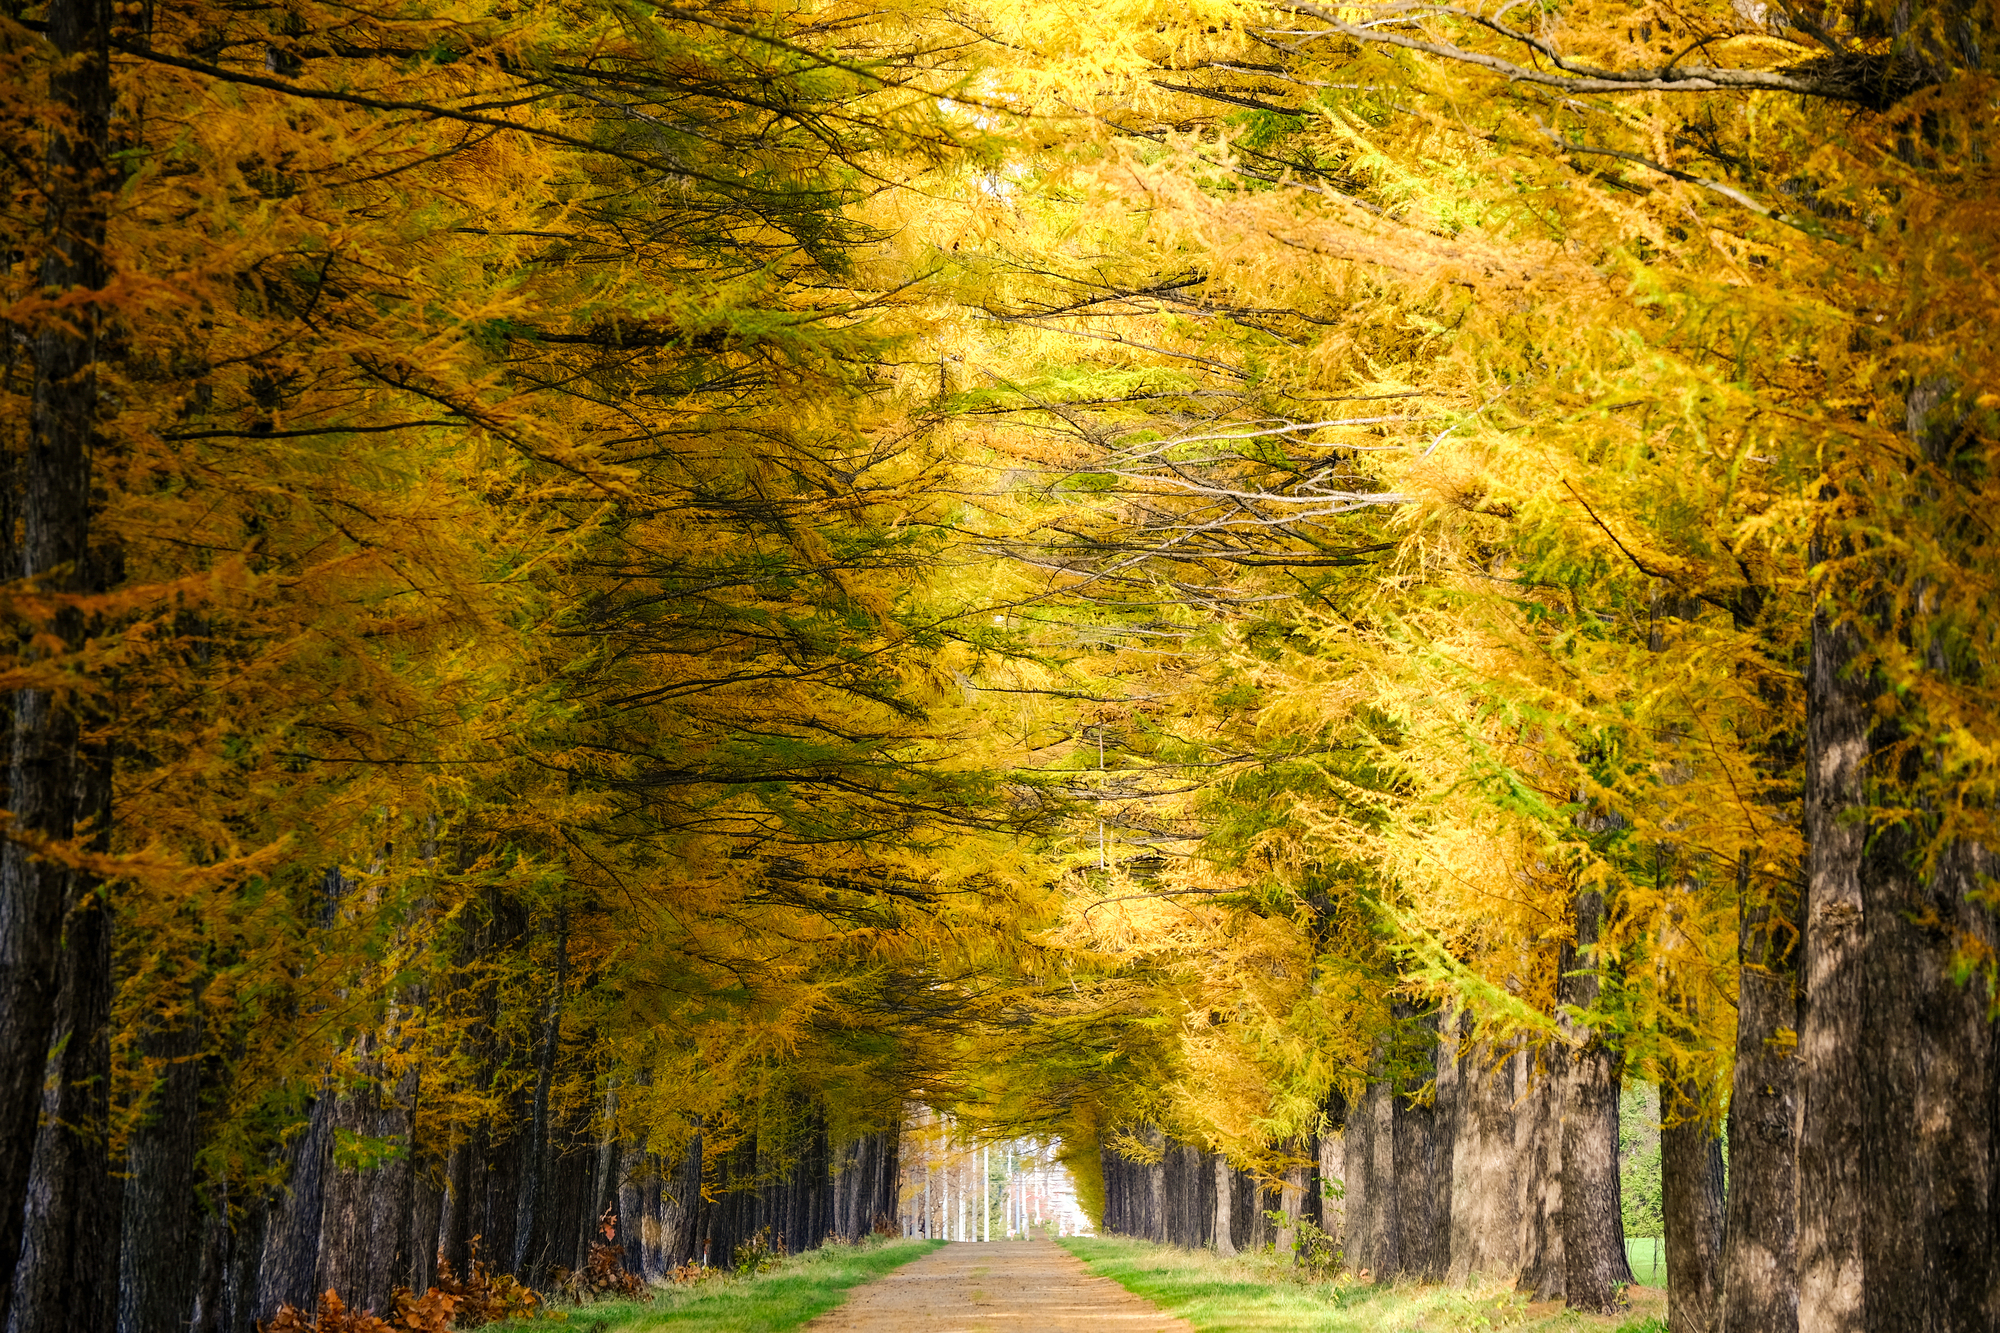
(803, 1240, 1194, 1333)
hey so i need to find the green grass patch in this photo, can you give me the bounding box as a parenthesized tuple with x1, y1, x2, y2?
(1624, 1237, 1666, 1289)
(507, 1236, 942, 1333)
(1057, 1235, 1668, 1333)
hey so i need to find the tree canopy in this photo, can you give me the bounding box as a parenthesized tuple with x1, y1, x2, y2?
(2, 0, 1995, 1326)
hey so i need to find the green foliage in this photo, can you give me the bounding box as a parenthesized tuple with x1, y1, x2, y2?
(1618, 1087, 1664, 1242)
(1264, 1211, 1342, 1280)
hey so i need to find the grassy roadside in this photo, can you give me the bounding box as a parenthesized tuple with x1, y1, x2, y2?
(502, 1236, 942, 1333)
(1056, 1236, 1669, 1333)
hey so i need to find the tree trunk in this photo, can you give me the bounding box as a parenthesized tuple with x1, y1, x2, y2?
(1451, 1040, 1522, 1283)
(1276, 1143, 1305, 1262)
(1559, 886, 1634, 1314)
(1514, 1046, 1565, 1300)
(1343, 1079, 1373, 1275)
(439, 1130, 476, 1278)
(317, 1053, 418, 1315)
(1394, 1005, 1449, 1281)
(1318, 1092, 1347, 1264)
(1367, 1072, 1400, 1279)
(1797, 605, 1871, 1333)
(1720, 861, 1800, 1333)
(1214, 1155, 1235, 1256)
(0, 0, 113, 1314)
(254, 1092, 334, 1323)
(1662, 1078, 1726, 1333)
(224, 1186, 268, 1333)
(618, 1137, 646, 1274)
(117, 985, 204, 1333)
(410, 1154, 444, 1295)
(6, 891, 118, 1333)
(512, 912, 566, 1274)
(187, 1202, 230, 1333)
(663, 1134, 701, 1266)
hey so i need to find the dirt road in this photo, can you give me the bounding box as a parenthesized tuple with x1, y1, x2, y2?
(801, 1240, 1195, 1333)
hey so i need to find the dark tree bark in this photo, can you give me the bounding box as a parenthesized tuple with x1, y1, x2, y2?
(1514, 1046, 1565, 1300)
(254, 1091, 334, 1324)
(1662, 1078, 1726, 1333)
(1797, 384, 2000, 1331)
(1372, 1073, 1400, 1279)
(662, 1133, 702, 1265)
(188, 1202, 230, 1333)
(877, 1126, 898, 1237)
(481, 1107, 523, 1274)
(117, 984, 204, 1333)
(317, 1051, 418, 1315)
(1343, 1075, 1373, 1275)
(6, 890, 119, 1333)
(1720, 862, 1800, 1333)
(1228, 1165, 1255, 1251)
(1559, 887, 1633, 1313)
(1797, 605, 1872, 1333)
(1393, 1004, 1449, 1281)
(0, 0, 114, 1314)
(1317, 1090, 1347, 1263)
(410, 1153, 444, 1295)
(223, 1187, 267, 1333)
(1859, 833, 1997, 1331)
(438, 1128, 478, 1277)
(512, 911, 566, 1274)
(586, 1083, 619, 1265)
(618, 1136, 646, 1274)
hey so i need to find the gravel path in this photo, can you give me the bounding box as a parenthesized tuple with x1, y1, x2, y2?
(801, 1240, 1196, 1333)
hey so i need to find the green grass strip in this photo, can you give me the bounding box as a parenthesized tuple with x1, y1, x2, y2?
(519, 1236, 943, 1333)
(1056, 1235, 1669, 1333)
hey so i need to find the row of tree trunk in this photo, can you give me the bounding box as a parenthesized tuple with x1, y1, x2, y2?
(1100, 1129, 1310, 1256)
(10, 1033, 900, 1333)
(1099, 1011, 1679, 1318)
(1093, 851, 1824, 1333)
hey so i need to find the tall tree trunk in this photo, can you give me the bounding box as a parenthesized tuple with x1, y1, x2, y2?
(410, 1154, 444, 1295)
(618, 1136, 646, 1274)
(0, 0, 113, 1314)
(1213, 1155, 1235, 1256)
(1662, 1078, 1726, 1333)
(254, 1091, 335, 1323)
(6, 889, 118, 1333)
(1720, 861, 1800, 1333)
(1144, 1127, 1165, 1243)
(1317, 1090, 1347, 1264)
(590, 1082, 619, 1263)
(1514, 1046, 1565, 1300)
(512, 909, 566, 1274)
(187, 1201, 229, 1333)
(1797, 606, 1872, 1333)
(1797, 384, 2000, 1331)
(663, 1133, 701, 1266)
(1451, 1040, 1522, 1283)
(117, 981, 205, 1333)
(224, 1186, 268, 1333)
(1393, 1004, 1449, 1281)
(1366, 1072, 1400, 1279)
(1560, 886, 1633, 1314)
(1343, 1077, 1373, 1275)
(317, 1050, 418, 1315)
